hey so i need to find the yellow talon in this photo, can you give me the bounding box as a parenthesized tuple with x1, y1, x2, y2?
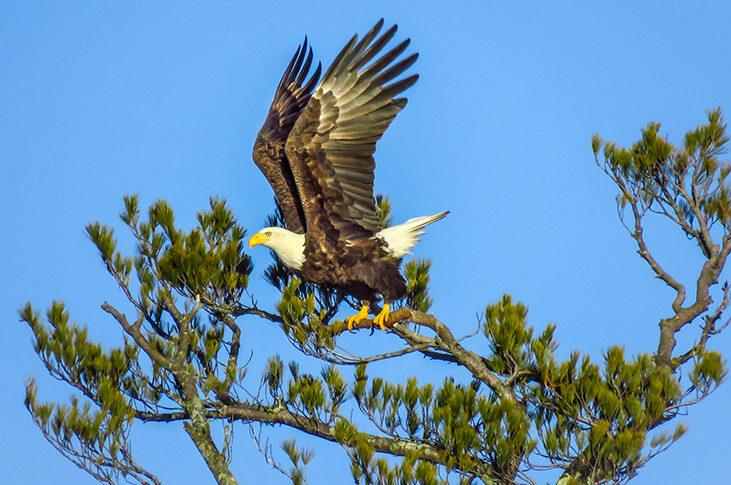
(372, 303, 391, 330)
(345, 304, 369, 330)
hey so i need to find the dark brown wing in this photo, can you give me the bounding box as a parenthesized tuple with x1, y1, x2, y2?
(253, 38, 322, 234)
(284, 19, 418, 242)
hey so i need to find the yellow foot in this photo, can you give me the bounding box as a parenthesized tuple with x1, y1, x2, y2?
(372, 304, 391, 331)
(345, 304, 369, 330)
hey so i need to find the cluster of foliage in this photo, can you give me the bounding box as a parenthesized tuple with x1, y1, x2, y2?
(21, 111, 729, 484)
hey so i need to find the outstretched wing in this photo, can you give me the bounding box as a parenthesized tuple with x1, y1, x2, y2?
(253, 38, 322, 234)
(285, 19, 418, 242)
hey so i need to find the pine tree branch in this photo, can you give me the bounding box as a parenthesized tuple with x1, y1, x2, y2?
(183, 416, 238, 485)
(389, 308, 519, 404)
(674, 282, 731, 366)
(101, 302, 171, 370)
(221, 313, 242, 398)
(176, 353, 239, 485)
(656, 233, 731, 366)
(329, 309, 517, 400)
(137, 401, 446, 466)
(629, 202, 687, 313)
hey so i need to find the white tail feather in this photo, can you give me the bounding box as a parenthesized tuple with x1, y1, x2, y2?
(377, 211, 449, 258)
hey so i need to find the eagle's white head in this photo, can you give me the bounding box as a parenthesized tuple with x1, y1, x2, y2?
(249, 227, 306, 270)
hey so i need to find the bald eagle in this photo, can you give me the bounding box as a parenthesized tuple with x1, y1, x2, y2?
(248, 19, 448, 329)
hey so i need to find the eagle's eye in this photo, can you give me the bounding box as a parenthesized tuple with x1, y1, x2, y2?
(265, 231, 272, 237)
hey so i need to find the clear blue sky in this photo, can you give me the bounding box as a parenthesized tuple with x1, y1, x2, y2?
(2, 2, 730, 484)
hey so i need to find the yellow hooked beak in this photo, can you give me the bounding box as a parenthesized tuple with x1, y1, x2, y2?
(248, 233, 269, 248)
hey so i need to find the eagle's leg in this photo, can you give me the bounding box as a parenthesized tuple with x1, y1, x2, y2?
(372, 303, 391, 331)
(345, 304, 370, 330)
